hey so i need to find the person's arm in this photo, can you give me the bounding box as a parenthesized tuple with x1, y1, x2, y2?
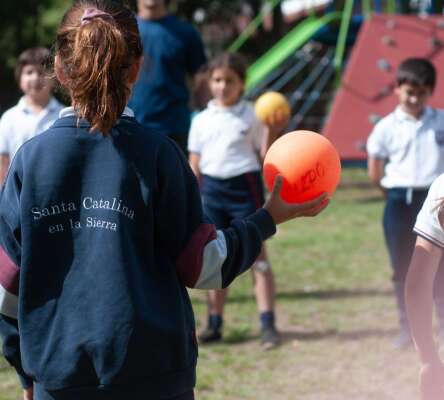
(260, 110, 290, 160)
(0, 154, 10, 185)
(0, 160, 33, 393)
(406, 236, 444, 400)
(154, 138, 328, 291)
(366, 120, 389, 193)
(367, 156, 385, 192)
(188, 152, 201, 181)
(176, 175, 328, 289)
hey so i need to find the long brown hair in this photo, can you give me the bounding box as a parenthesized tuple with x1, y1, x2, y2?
(56, 0, 142, 133)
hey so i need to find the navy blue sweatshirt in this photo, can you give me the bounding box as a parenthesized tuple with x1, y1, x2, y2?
(0, 111, 276, 399)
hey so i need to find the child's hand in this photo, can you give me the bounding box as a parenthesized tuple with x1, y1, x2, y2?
(264, 176, 329, 225)
(420, 361, 444, 400)
(264, 109, 290, 135)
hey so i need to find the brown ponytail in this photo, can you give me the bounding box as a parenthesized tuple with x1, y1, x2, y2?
(56, 0, 142, 134)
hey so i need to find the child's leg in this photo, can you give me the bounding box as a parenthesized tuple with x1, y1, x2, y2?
(252, 245, 275, 313)
(198, 176, 230, 343)
(251, 244, 280, 349)
(207, 288, 229, 315)
(199, 289, 228, 343)
(383, 189, 426, 347)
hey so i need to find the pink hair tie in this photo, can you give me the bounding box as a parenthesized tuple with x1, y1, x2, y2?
(80, 8, 114, 25)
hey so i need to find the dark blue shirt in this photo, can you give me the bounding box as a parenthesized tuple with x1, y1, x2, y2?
(129, 15, 207, 136)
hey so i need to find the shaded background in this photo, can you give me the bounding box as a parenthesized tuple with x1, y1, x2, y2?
(0, 0, 287, 112)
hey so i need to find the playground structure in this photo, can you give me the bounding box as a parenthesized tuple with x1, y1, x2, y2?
(231, 0, 444, 162)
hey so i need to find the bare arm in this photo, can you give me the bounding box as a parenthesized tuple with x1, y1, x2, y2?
(406, 236, 444, 399)
(367, 156, 385, 192)
(0, 155, 10, 185)
(188, 152, 201, 181)
(260, 110, 290, 160)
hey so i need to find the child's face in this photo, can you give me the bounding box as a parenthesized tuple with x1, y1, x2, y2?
(209, 66, 244, 107)
(19, 64, 53, 101)
(395, 83, 432, 118)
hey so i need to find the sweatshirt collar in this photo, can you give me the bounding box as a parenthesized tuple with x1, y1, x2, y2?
(59, 106, 135, 119)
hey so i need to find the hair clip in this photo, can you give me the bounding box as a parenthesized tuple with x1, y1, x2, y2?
(81, 8, 114, 25)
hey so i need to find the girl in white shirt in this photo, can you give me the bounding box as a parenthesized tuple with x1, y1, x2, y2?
(188, 53, 288, 350)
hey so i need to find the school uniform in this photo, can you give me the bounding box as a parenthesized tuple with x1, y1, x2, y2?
(0, 97, 64, 160)
(188, 100, 266, 228)
(367, 105, 444, 334)
(0, 107, 276, 399)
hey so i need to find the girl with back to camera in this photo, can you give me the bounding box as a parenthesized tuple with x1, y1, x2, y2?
(188, 53, 289, 350)
(0, 2, 328, 399)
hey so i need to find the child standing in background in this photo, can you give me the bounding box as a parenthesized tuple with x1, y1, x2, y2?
(0, 2, 328, 399)
(367, 58, 444, 349)
(0, 47, 64, 184)
(188, 53, 289, 350)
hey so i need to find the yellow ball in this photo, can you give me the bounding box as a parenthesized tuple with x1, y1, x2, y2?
(254, 91, 291, 123)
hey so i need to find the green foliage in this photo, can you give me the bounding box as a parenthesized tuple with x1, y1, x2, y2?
(0, 0, 69, 109)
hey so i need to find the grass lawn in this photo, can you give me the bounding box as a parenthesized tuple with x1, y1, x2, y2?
(0, 168, 426, 399)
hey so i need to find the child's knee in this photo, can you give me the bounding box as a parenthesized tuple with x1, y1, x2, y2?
(253, 260, 271, 273)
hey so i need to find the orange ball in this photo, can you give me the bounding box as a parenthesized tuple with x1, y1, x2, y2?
(254, 91, 291, 123)
(263, 130, 341, 203)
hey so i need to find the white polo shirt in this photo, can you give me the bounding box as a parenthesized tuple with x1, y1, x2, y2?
(366, 106, 444, 189)
(414, 173, 444, 248)
(188, 100, 265, 179)
(0, 96, 64, 160)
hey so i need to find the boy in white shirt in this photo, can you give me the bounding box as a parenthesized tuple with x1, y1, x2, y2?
(0, 47, 64, 183)
(367, 58, 444, 349)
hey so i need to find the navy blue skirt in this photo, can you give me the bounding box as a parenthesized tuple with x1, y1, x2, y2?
(201, 171, 265, 229)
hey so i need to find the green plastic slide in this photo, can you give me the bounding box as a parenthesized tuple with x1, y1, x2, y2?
(246, 12, 342, 90)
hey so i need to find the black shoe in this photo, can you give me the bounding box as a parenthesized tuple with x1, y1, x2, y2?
(261, 326, 280, 350)
(392, 329, 413, 350)
(198, 328, 222, 344)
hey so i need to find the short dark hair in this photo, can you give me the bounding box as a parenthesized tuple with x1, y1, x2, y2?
(396, 58, 436, 90)
(14, 47, 51, 82)
(208, 52, 247, 83)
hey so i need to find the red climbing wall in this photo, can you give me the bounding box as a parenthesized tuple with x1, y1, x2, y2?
(322, 14, 444, 161)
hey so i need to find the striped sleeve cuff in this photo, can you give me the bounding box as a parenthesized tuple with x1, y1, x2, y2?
(176, 223, 225, 289)
(176, 210, 275, 290)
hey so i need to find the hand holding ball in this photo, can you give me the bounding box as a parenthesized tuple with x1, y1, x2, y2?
(255, 91, 291, 124)
(263, 130, 341, 203)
